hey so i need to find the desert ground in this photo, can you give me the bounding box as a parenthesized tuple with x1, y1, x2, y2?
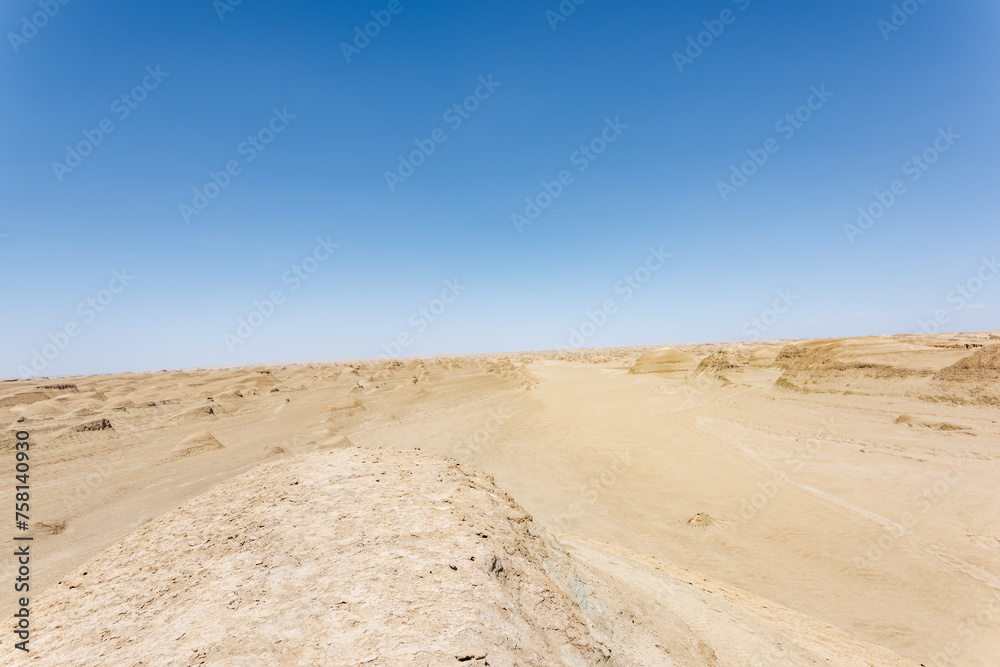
(2, 332, 999, 665)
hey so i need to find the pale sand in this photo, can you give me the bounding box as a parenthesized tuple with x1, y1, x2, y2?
(2, 331, 998, 665)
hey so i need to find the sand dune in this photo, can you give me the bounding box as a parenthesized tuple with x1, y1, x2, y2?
(627, 347, 699, 376)
(169, 430, 225, 458)
(2, 331, 998, 665)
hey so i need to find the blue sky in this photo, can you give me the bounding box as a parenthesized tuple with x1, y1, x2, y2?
(2, 0, 998, 377)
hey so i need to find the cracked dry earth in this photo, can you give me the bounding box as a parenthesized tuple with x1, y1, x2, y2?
(13, 449, 609, 666)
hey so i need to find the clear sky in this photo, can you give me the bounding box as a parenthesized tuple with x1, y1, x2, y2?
(2, 0, 998, 377)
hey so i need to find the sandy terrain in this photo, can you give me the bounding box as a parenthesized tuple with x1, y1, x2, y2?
(2, 331, 999, 665)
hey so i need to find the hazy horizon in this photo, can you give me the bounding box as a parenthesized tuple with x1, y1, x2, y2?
(4, 0, 998, 377)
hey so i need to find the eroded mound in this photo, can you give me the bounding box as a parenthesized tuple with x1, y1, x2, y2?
(319, 433, 354, 449)
(628, 347, 699, 375)
(19, 448, 608, 666)
(936, 344, 1000, 381)
(771, 337, 992, 402)
(692, 349, 751, 377)
(169, 430, 225, 458)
